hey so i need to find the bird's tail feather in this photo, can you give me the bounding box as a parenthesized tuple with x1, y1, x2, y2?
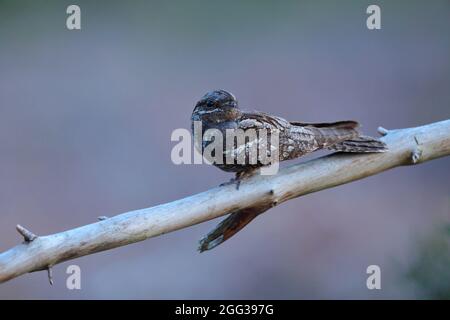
(329, 135, 387, 153)
(198, 205, 271, 252)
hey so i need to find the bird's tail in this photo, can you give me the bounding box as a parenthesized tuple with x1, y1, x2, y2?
(198, 204, 271, 252)
(291, 121, 387, 153)
(328, 135, 387, 153)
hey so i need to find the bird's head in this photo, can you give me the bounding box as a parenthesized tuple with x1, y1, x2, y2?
(194, 90, 238, 114)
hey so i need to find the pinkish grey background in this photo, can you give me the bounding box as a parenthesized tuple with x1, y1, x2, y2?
(0, 0, 449, 299)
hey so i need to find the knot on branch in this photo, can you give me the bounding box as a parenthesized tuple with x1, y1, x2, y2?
(410, 135, 423, 164)
(268, 189, 280, 207)
(411, 147, 423, 164)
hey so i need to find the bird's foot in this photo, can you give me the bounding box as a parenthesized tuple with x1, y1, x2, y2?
(219, 178, 239, 189)
(219, 169, 259, 190)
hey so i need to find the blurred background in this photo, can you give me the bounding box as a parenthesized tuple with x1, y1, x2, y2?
(0, 0, 449, 299)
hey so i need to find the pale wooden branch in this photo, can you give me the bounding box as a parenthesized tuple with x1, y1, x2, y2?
(0, 120, 449, 284)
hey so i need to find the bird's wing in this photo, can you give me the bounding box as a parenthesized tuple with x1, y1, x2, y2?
(289, 120, 360, 129)
(216, 112, 283, 163)
(239, 111, 290, 131)
(289, 120, 361, 149)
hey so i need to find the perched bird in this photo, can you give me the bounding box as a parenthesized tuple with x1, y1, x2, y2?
(191, 89, 387, 252)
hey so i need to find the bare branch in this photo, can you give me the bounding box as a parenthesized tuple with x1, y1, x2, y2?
(0, 120, 449, 284)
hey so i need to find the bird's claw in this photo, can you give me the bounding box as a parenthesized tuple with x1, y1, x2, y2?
(219, 178, 241, 190)
(220, 169, 259, 190)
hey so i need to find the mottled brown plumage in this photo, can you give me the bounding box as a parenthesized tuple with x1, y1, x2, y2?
(192, 90, 387, 251)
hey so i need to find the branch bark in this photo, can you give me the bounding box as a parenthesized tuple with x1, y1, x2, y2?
(1, 120, 449, 284)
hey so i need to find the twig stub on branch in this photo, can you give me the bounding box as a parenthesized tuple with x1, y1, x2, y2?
(16, 225, 37, 242)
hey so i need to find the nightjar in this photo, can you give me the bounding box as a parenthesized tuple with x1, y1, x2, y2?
(191, 89, 387, 252)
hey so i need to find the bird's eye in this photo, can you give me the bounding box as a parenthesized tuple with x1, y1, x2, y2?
(207, 101, 215, 107)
